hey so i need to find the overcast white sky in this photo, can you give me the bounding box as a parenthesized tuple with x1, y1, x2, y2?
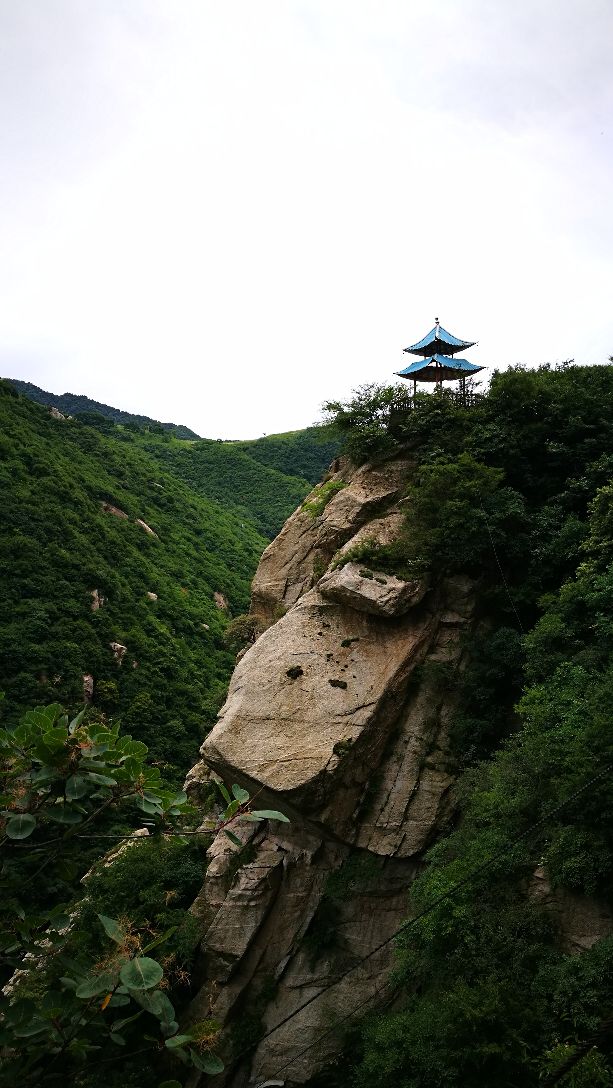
(1, 1, 612, 438)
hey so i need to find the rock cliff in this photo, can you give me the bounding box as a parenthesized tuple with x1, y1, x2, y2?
(186, 456, 477, 1086)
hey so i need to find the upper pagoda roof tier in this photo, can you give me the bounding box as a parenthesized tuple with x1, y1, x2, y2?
(396, 354, 484, 382)
(403, 324, 476, 357)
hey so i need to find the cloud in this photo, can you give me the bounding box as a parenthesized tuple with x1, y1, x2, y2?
(1, 0, 612, 437)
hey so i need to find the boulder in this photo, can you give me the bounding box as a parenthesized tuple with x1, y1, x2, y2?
(318, 562, 428, 617)
(90, 589, 105, 611)
(202, 584, 437, 838)
(100, 501, 128, 519)
(109, 641, 127, 665)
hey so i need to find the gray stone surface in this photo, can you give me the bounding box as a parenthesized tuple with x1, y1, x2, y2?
(318, 562, 427, 617)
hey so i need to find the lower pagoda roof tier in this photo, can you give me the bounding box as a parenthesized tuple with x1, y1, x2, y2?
(396, 354, 485, 382)
(403, 324, 476, 357)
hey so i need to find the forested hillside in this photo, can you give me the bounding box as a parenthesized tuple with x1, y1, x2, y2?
(7, 379, 340, 539)
(0, 379, 269, 778)
(139, 436, 317, 539)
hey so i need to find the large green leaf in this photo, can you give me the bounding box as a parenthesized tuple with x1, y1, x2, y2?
(251, 809, 290, 822)
(13, 1018, 49, 1038)
(65, 774, 88, 800)
(98, 914, 125, 943)
(224, 829, 243, 847)
(84, 772, 117, 787)
(136, 797, 163, 815)
(41, 726, 69, 750)
(164, 1033, 193, 1048)
(142, 926, 178, 955)
(148, 990, 175, 1024)
(5, 813, 36, 839)
(217, 781, 231, 805)
(75, 971, 118, 999)
(119, 957, 164, 991)
(68, 709, 86, 734)
(190, 1049, 225, 1074)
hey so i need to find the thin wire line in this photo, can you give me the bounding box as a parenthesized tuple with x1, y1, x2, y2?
(477, 489, 525, 633)
(227, 761, 613, 1084)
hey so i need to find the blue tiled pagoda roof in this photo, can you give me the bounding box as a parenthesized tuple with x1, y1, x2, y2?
(403, 324, 476, 357)
(396, 354, 484, 382)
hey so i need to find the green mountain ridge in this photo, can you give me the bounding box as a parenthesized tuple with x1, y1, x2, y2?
(5, 378, 203, 439)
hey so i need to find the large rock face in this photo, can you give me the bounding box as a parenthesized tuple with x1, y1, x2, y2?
(186, 455, 476, 1086)
(250, 457, 413, 620)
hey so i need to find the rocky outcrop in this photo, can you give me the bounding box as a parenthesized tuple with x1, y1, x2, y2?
(214, 592, 229, 611)
(82, 674, 94, 704)
(530, 865, 613, 954)
(100, 501, 128, 519)
(251, 458, 413, 621)
(109, 641, 127, 665)
(184, 454, 482, 1086)
(90, 589, 104, 611)
(318, 562, 428, 617)
(135, 517, 158, 537)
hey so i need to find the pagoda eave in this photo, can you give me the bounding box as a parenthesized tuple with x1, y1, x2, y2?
(395, 366, 484, 383)
(396, 355, 484, 383)
(403, 323, 477, 357)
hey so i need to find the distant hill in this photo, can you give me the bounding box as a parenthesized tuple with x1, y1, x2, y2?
(8, 378, 341, 538)
(231, 427, 341, 484)
(5, 379, 202, 439)
(140, 428, 340, 539)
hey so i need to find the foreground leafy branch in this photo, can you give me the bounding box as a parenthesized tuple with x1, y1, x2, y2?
(0, 703, 289, 1086)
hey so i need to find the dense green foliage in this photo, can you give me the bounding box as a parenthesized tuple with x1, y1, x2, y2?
(0, 702, 289, 1087)
(139, 435, 313, 539)
(325, 365, 613, 1086)
(9, 379, 341, 538)
(137, 427, 339, 540)
(0, 380, 271, 776)
(230, 425, 341, 484)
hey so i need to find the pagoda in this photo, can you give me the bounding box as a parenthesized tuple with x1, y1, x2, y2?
(396, 318, 485, 396)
